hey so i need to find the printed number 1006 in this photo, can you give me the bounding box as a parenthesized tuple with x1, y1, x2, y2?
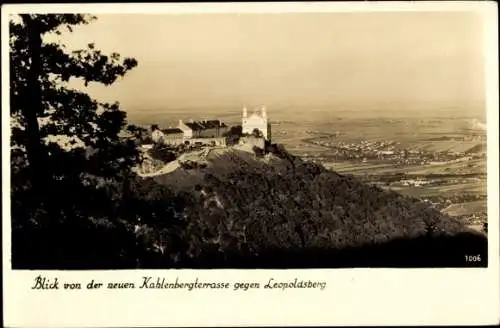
(465, 255, 481, 262)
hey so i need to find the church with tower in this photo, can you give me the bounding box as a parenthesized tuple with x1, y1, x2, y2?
(242, 106, 272, 141)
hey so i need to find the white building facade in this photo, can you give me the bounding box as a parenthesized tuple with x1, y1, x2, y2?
(242, 106, 271, 140)
(178, 120, 194, 138)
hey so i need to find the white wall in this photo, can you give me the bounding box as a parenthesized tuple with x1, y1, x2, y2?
(178, 120, 193, 138)
(242, 115, 269, 140)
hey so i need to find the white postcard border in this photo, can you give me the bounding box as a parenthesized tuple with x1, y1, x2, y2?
(2, 2, 499, 327)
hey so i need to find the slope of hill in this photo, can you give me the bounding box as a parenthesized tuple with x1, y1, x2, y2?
(142, 144, 487, 268)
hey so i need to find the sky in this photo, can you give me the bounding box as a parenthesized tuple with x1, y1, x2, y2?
(58, 11, 487, 119)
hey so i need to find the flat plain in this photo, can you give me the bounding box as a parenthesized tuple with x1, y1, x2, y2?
(275, 113, 486, 229)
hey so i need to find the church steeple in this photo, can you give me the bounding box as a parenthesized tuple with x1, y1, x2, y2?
(241, 105, 271, 141)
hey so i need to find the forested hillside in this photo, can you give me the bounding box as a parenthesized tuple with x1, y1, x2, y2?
(144, 145, 487, 268)
(13, 143, 487, 269)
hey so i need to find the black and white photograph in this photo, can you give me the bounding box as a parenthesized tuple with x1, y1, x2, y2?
(6, 4, 494, 271)
(3, 2, 499, 327)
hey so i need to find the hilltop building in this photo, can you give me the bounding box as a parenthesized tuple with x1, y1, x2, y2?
(146, 119, 228, 147)
(162, 128, 184, 142)
(144, 106, 272, 149)
(242, 106, 271, 140)
(178, 119, 228, 138)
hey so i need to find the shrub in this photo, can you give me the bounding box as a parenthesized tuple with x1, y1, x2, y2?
(148, 144, 177, 163)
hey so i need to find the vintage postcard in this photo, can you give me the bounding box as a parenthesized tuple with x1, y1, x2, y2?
(2, 1, 499, 327)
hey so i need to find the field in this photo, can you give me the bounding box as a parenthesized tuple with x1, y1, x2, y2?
(415, 141, 482, 153)
(324, 159, 485, 176)
(272, 115, 487, 224)
(442, 201, 486, 217)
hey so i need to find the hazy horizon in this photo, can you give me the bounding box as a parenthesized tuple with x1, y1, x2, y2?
(50, 11, 487, 121)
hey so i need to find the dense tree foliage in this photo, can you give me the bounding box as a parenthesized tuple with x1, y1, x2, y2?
(223, 125, 243, 137)
(147, 143, 177, 163)
(143, 146, 486, 268)
(10, 14, 188, 269)
(223, 125, 243, 145)
(126, 124, 149, 143)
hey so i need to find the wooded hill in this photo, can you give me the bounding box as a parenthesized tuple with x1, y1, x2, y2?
(12, 142, 487, 269)
(152, 144, 488, 268)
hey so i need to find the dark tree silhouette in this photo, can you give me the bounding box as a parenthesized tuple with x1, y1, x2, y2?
(252, 128, 263, 138)
(126, 124, 148, 141)
(148, 144, 177, 163)
(223, 125, 243, 145)
(11, 15, 139, 189)
(223, 125, 243, 137)
(9, 14, 156, 268)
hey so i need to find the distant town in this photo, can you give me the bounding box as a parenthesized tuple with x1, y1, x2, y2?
(293, 129, 487, 232)
(302, 135, 486, 165)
